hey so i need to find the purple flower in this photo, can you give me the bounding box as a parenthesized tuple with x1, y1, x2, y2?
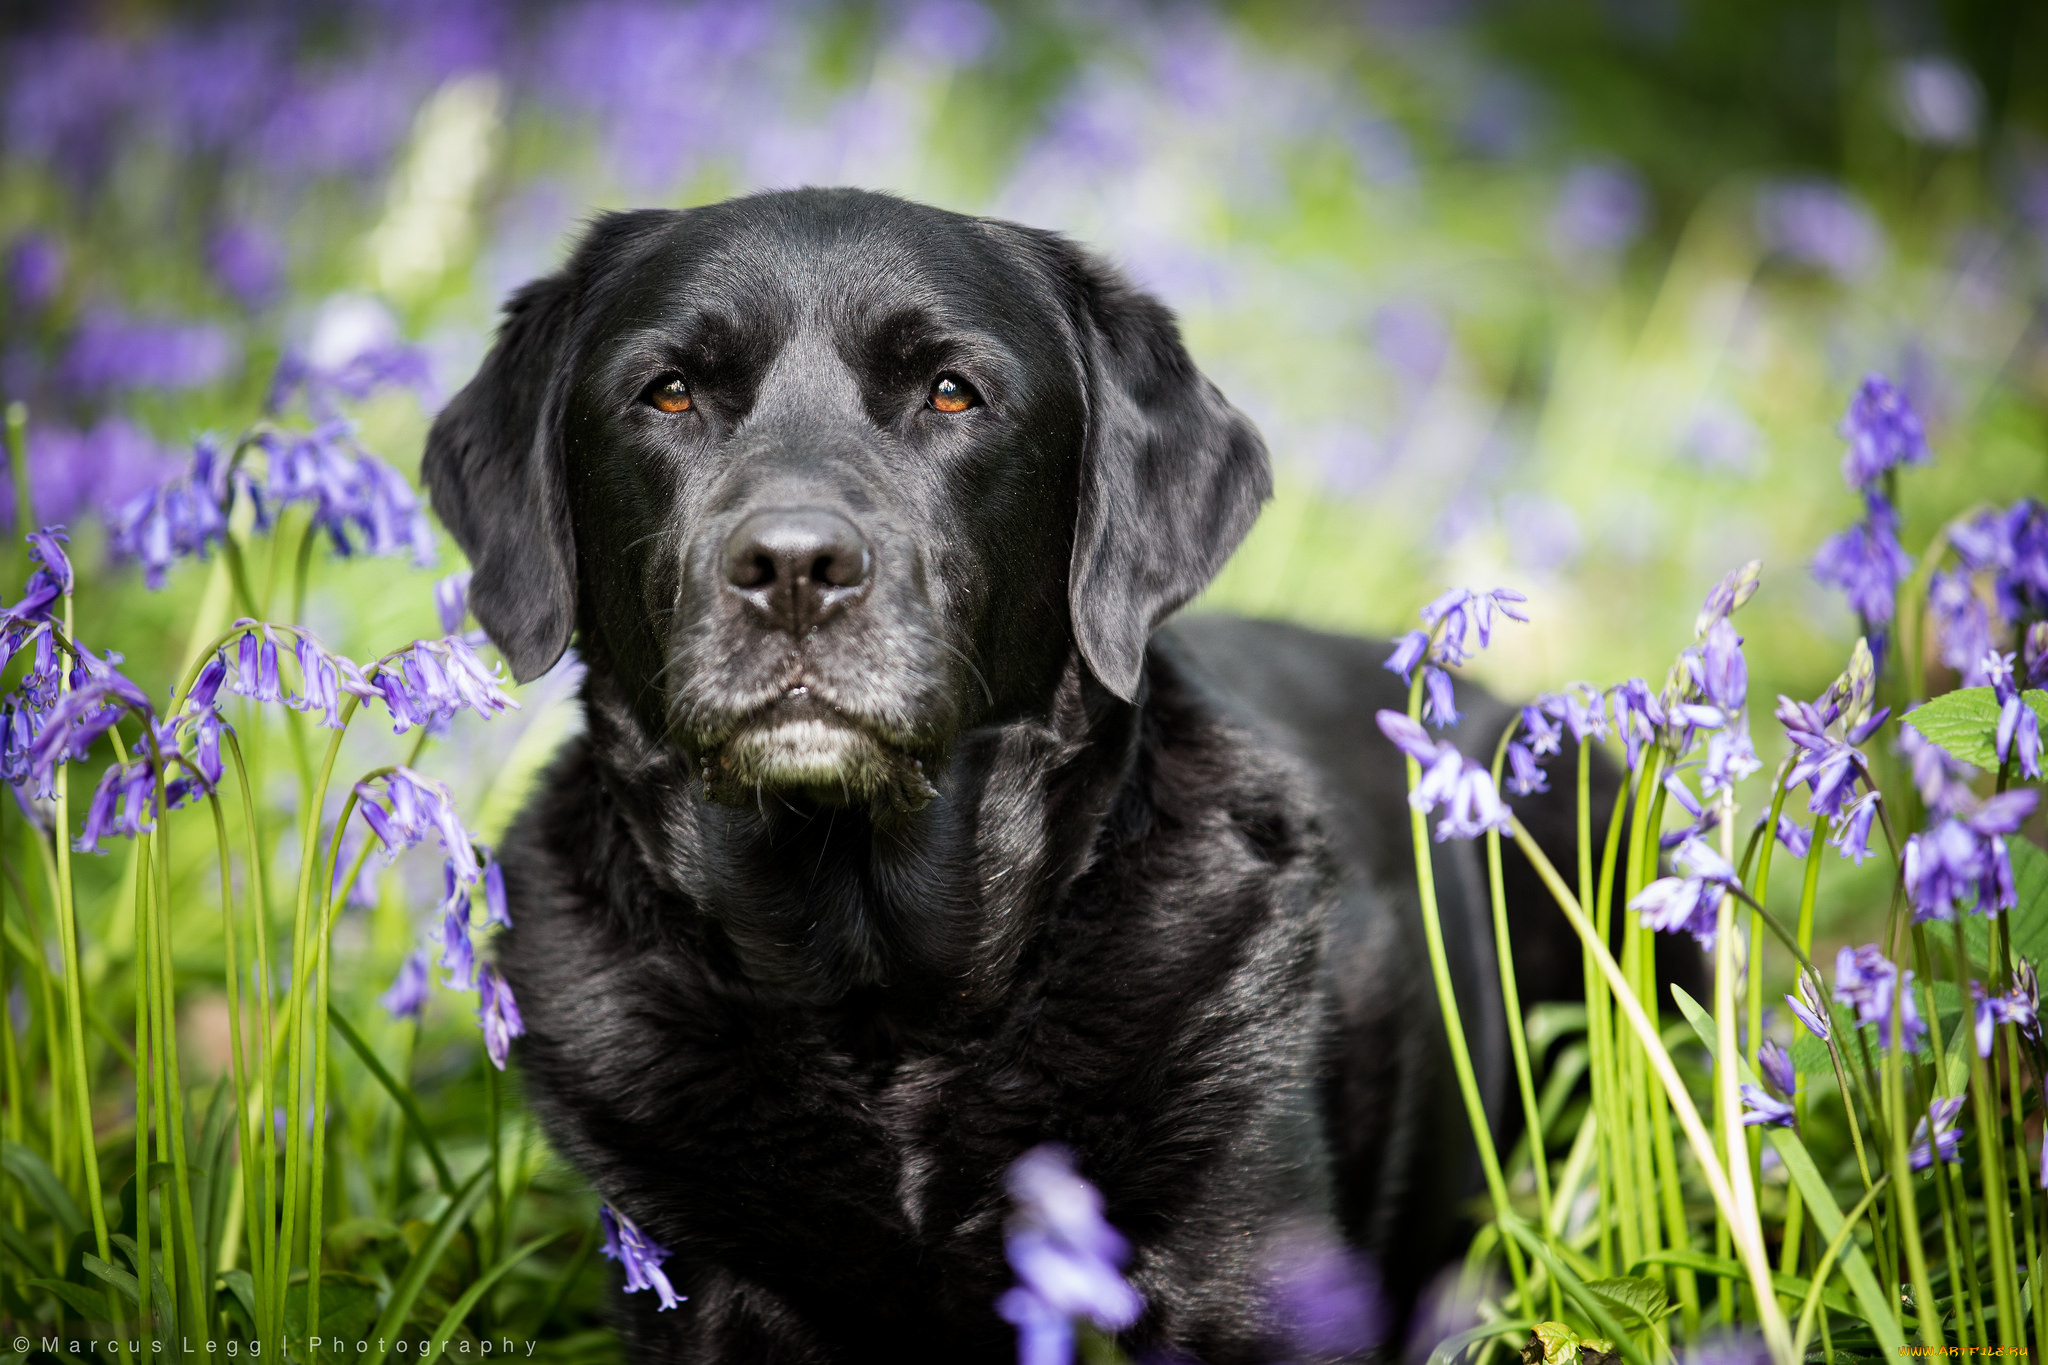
(355, 766, 481, 883)
(1766, 813, 1812, 859)
(107, 433, 248, 589)
(1902, 790, 2037, 922)
(26, 670, 151, 794)
(1267, 1227, 1387, 1358)
(1897, 718, 1976, 816)
(1830, 790, 1882, 865)
(1532, 684, 1609, 744)
(1519, 705, 1563, 757)
(1701, 727, 1761, 797)
(1812, 494, 1913, 643)
(1777, 687, 1885, 823)
(1974, 981, 2037, 1059)
(1909, 1097, 1965, 1170)
(1422, 666, 1459, 729)
(2027, 621, 2048, 688)
(1377, 711, 1513, 841)
(1834, 945, 1926, 1051)
(1608, 678, 1665, 772)
(1927, 569, 1992, 683)
(435, 571, 472, 636)
(1697, 618, 1748, 713)
(1630, 837, 1741, 946)
(1987, 649, 2043, 779)
(1785, 974, 1830, 1042)
(229, 627, 288, 705)
(368, 635, 518, 735)
(1658, 773, 1720, 850)
(207, 220, 286, 311)
(260, 421, 435, 566)
(58, 308, 240, 395)
(1418, 587, 1529, 667)
(436, 895, 477, 992)
(599, 1205, 683, 1311)
(478, 964, 524, 1069)
(1505, 740, 1548, 797)
(1838, 375, 1930, 491)
(482, 859, 510, 928)
(1739, 1084, 1795, 1128)
(7, 232, 64, 312)
(1755, 181, 1884, 280)
(1696, 559, 1763, 635)
(1385, 631, 1429, 681)
(380, 952, 430, 1020)
(268, 295, 435, 419)
(998, 1144, 1142, 1360)
(1549, 161, 1648, 257)
(1758, 1039, 1797, 1099)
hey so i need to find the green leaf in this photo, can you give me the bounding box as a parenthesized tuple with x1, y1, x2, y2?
(2010, 838, 2048, 968)
(363, 1164, 493, 1365)
(80, 1253, 139, 1305)
(1426, 1319, 1542, 1365)
(220, 1267, 259, 1335)
(1, 1142, 87, 1241)
(1584, 1276, 1673, 1329)
(1903, 687, 2048, 771)
(23, 1277, 117, 1324)
(286, 1272, 381, 1350)
(424, 1235, 559, 1357)
(1534, 1321, 1584, 1365)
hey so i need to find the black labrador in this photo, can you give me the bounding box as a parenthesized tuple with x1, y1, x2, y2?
(422, 188, 1613, 1364)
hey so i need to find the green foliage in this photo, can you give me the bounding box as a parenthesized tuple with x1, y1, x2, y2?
(1903, 687, 2048, 771)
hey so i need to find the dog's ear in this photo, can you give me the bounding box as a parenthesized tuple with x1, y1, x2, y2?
(422, 273, 579, 683)
(1047, 241, 1272, 701)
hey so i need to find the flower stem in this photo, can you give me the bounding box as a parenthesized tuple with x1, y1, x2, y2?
(1401, 673, 1527, 1301)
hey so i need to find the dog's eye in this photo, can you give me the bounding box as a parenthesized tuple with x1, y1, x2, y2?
(929, 375, 979, 413)
(642, 374, 693, 414)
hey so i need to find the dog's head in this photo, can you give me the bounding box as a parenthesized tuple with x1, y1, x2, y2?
(425, 189, 1268, 811)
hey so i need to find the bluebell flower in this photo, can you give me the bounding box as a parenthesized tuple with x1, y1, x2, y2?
(1629, 837, 1740, 946)
(1519, 704, 1563, 757)
(1739, 1084, 1795, 1128)
(1695, 560, 1762, 636)
(1377, 711, 1512, 841)
(1897, 718, 1976, 816)
(1926, 569, 1992, 684)
(482, 859, 511, 928)
(1658, 773, 1720, 850)
(1829, 790, 1882, 865)
(368, 635, 518, 736)
(267, 332, 435, 423)
(1755, 181, 1883, 280)
(26, 669, 150, 791)
(1266, 1227, 1387, 1359)
(229, 626, 289, 705)
(1701, 727, 1760, 797)
(380, 952, 430, 1020)
(355, 766, 481, 884)
(58, 308, 239, 395)
(1909, 1097, 1965, 1171)
(997, 1144, 1143, 1364)
(435, 571, 472, 636)
(1952, 498, 2048, 625)
(207, 220, 286, 311)
(1777, 671, 1886, 825)
(7, 232, 64, 312)
(107, 434, 249, 589)
(1422, 667, 1458, 729)
(436, 893, 477, 991)
(260, 421, 436, 567)
(1418, 587, 1528, 666)
(2027, 621, 2048, 689)
(1973, 980, 2037, 1059)
(599, 1205, 683, 1311)
(1763, 813, 1812, 859)
(1812, 493, 1912, 648)
(1607, 678, 1665, 771)
(477, 964, 525, 1070)
(1902, 789, 2036, 922)
(1785, 973, 1830, 1041)
(1758, 1039, 1796, 1099)
(1838, 375, 1930, 491)
(1504, 741, 1548, 797)
(1834, 944, 1925, 1051)
(1985, 648, 2043, 779)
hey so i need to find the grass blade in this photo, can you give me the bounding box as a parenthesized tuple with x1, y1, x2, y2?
(425, 1235, 559, 1355)
(329, 1008, 457, 1197)
(363, 1163, 491, 1365)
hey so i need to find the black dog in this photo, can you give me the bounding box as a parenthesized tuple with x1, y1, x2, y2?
(423, 188, 1612, 1363)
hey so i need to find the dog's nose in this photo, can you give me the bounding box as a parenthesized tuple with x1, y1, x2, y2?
(722, 508, 871, 633)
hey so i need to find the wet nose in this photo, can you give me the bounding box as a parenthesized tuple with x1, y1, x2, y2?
(722, 508, 872, 634)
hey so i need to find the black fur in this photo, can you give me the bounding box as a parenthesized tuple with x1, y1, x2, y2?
(423, 189, 1627, 1363)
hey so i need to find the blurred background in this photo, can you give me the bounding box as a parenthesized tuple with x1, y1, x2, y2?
(4, 0, 2047, 1039)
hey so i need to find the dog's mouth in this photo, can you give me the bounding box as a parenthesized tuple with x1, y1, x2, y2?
(697, 685, 939, 815)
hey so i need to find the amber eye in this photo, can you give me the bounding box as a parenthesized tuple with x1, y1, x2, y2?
(929, 375, 979, 413)
(643, 374, 692, 413)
